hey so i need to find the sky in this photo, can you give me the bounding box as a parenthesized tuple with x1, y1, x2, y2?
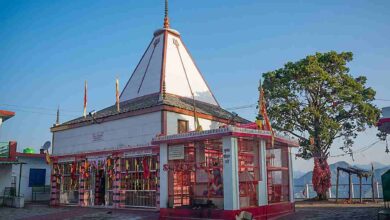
(0, 0, 389, 172)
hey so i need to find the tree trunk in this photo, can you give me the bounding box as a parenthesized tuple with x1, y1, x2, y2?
(312, 157, 332, 200)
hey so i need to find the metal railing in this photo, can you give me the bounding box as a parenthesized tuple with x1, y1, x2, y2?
(0, 142, 9, 158)
(123, 190, 156, 208)
(294, 183, 383, 200)
(32, 185, 51, 202)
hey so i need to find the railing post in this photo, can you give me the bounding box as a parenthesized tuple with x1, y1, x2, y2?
(305, 184, 310, 199)
(351, 183, 354, 199)
(359, 177, 362, 203)
(336, 168, 339, 202)
(376, 181, 380, 199)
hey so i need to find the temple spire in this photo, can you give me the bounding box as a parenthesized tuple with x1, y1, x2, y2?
(163, 0, 170, 28)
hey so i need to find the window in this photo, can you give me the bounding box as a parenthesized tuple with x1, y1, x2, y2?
(29, 168, 46, 187)
(178, 120, 189, 134)
(266, 144, 290, 203)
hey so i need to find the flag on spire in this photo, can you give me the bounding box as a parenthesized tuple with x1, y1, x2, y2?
(116, 78, 120, 112)
(83, 80, 87, 118)
(256, 80, 264, 129)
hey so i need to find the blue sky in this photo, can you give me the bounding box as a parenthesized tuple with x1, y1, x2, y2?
(1, 1, 389, 171)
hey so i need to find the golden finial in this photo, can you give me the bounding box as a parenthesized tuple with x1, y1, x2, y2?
(163, 0, 170, 28)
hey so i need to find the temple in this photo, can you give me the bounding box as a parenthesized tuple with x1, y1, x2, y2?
(49, 2, 298, 219)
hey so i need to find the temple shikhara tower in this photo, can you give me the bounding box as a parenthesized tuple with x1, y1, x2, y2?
(50, 2, 298, 219)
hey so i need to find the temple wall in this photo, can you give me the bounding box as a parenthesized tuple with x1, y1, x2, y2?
(52, 112, 161, 156)
(166, 111, 222, 135)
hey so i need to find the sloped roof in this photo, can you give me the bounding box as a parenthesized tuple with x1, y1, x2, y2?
(119, 28, 219, 106)
(0, 110, 15, 122)
(60, 93, 248, 127)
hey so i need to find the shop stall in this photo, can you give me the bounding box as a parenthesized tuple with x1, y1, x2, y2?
(50, 147, 159, 209)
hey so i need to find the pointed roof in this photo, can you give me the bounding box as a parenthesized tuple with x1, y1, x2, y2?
(120, 26, 219, 106)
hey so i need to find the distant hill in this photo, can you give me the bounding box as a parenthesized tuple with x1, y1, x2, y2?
(293, 170, 306, 179)
(353, 162, 388, 170)
(293, 161, 390, 199)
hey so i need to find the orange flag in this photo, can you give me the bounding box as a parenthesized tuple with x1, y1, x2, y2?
(259, 81, 275, 147)
(45, 151, 51, 164)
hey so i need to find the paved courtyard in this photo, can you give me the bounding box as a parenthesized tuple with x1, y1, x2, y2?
(0, 204, 159, 220)
(279, 202, 384, 220)
(0, 202, 385, 220)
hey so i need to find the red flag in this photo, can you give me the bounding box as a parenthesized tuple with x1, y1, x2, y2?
(83, 80, 87, 118)
(142, 157, 150, 179)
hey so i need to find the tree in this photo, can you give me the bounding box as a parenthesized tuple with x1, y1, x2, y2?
(262, 51, 381, 199)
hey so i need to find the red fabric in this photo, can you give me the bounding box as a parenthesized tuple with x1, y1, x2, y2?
(237, 122, 258, 129)
(378, 118, 390, 126)
(142, 158, 150, 179)
(71, 162, 77, 180)
(312, 158, 331, 198)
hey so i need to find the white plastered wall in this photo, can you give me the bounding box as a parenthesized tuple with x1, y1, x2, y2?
(166, 111, 222, 135)
(0, 164, 12, 196)
(53, 112, 161, 156)
(12, 157, 51, 201)
(164, 34, 218, 105)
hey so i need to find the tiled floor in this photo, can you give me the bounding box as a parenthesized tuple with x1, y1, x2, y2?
(0, 204, 159, 220)
(0, 202, 385, 220)
(278, 202, 384, 220)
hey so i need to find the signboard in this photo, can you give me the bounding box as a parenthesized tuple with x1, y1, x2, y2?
(92, 131, 104, 142)
(124, 148, 153, 158)
(168, 145, 185, 160)
(58, 157, 75, 163)
(87, 155, 108, 162)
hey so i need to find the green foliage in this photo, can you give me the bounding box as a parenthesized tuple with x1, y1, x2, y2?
(262, 51, 381, 159)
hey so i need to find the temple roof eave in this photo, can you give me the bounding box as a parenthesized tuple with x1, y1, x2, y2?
(151, 125, 300, 147)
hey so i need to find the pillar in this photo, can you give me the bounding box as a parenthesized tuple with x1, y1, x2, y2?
(288, 147, 294, 203)
(258, 139, 268, 206)
(50, 162, 60, 206)
(113, 156, 121, 208)
(222, 136, 240, 210)
(79, 161, 88, 206)
(159, 143, 168, 208)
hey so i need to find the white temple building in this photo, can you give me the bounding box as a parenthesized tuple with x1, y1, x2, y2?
(50, 3, 297, 219)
